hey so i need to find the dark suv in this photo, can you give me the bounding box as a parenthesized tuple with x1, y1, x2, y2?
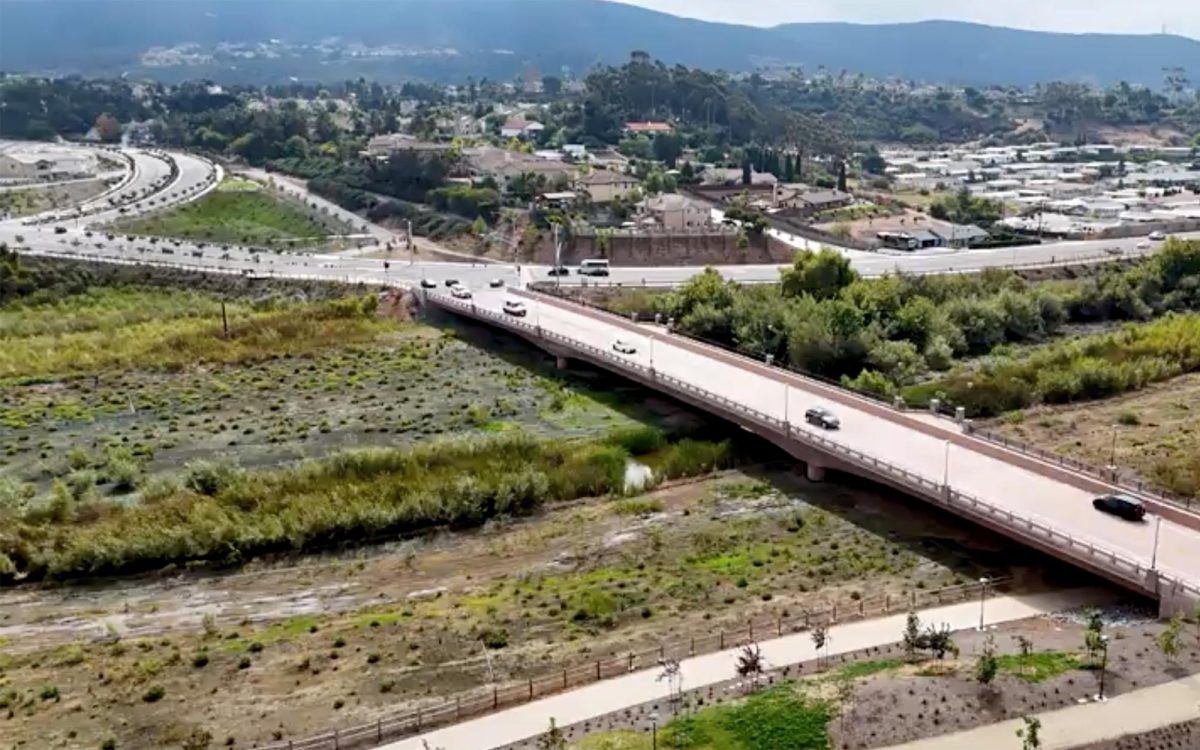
(804, 406, 840, 430)
(1092, 495, 1146, 522)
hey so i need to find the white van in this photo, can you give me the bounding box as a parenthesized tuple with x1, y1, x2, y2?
(578, 258, 610, 276)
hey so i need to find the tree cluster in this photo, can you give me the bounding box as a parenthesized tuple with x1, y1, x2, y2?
(657, 240, 1200, 413)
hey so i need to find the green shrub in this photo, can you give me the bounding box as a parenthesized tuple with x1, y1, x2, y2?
(658, 439, 731, 480)
(142, 685, 165, 703)
(605, 425, 665, 455)
(184, 459, 241, 496)
(1117, 411, 1141, 426)
(480, 628, 509, 649)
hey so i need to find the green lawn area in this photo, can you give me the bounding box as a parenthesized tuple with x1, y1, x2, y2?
(111, 188, 329, 248)
(996, 651, 1082, 683)
(216, 177, 263, 192)
(575, 684, 831, 750)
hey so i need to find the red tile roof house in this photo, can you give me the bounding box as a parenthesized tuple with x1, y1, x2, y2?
(623, 121, 674, 134)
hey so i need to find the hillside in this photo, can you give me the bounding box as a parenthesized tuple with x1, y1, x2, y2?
(0, 0, 1197, 86)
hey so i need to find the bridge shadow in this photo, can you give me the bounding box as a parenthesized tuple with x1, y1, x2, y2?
(431, 312, 734, 442)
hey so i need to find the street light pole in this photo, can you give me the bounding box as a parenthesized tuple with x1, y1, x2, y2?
(1151, 514, 1163, 570)
(977, 577, 989, 631)
(783, 384, 790, 429)
(1096, 635, 1110, 701)
(943, 440, 951, 488)
(1108, 424, 1119, 471)
(649, 711, 659, 750)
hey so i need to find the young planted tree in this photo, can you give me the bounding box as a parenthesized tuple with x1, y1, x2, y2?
(903, 611, 922, 661)
(924, 623, 956, 660)
(811, 624, 829, 669)
(736, 643, 765, 690)
(536, 718, 567, 750)
(1018, 716, 1042, 750)
(1083, 609, 1105, 666)
(975, 635, 999, 688)
(1157, 614, 1183, 660)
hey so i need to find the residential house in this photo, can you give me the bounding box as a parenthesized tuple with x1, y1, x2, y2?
(623, 121, 673, 135)
(877, 230, 944, 251)
(537, 192, 578, 210)
(796, 189, 853, 215)
(933, 224, 991, 248)
(576, 169, 639, 203)
(500, 118, 546, 139)
(364, 133, 451, 157)
(464, 147, 573, 187)
(0, 153, 54, 180)
(641, 193, 711, 230)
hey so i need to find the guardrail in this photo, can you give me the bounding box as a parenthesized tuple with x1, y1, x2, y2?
(535, 285, 1200, 519)
(257, 570, 1013, 750)
(966, 426, 1195, 511)
(431, 292, 1167, 597)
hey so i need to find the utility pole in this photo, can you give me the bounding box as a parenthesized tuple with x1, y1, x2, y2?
(221, 301, 229, 339)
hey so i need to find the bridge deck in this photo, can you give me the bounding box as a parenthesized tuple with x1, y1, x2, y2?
(431, 288, 1200, 608)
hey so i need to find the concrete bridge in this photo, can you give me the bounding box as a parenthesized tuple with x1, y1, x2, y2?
(429, 287, 1200, 616)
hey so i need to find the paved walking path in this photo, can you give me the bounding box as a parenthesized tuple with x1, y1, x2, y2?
(880, 673, 1200, 750)
(382, 587, 1113, 750)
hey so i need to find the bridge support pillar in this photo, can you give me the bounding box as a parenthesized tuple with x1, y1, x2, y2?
(555, 355, 569, 370)
(1155, 571, 1199, 618)
(805, 463, 826, 482)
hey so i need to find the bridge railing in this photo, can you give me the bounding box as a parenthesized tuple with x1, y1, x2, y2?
(431, 293, 1159, 593)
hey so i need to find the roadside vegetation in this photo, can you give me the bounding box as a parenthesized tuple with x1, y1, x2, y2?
(633, 239, 1200, 418)
(983, 373, 1200, 497)
(109, 180, 334, 249)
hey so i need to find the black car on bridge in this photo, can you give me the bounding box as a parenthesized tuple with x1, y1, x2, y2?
(1092, 494, 1146, 522)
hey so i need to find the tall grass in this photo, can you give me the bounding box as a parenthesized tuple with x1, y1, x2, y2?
(0, 292, 384, 381)
(0, 430, 732, 582)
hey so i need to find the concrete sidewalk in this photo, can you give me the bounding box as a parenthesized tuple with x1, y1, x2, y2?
(382, 587, 1112, 750)
(879, 673, 1200, 750)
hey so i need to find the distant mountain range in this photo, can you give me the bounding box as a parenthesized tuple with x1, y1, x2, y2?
(1, 0, 1197, 87)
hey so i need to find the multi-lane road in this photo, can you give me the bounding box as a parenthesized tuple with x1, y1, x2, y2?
(3, 141, 1196, 293)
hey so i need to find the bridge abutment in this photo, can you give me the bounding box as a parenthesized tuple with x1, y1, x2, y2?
(805, 463, 826, 482)
(555, 355, 569, 370)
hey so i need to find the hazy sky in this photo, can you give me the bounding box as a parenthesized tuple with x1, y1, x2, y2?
(610, 0, 1200, 39)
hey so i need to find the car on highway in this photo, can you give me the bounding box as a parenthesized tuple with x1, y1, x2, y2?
(1149, 231, 1165, 241)
(804, 406, 841, 430)
(612, 339, 637, 355)
(420, 279, 438, 289)
(1104, 246, 1123, 256)
(1137, 241, 1151, 249)
(1092, 494, 1146, 522)
(503, 300, 528, 317)
(449, 285, 472, 300)
(443, 278, 460, 287)
(547, 266, 570, 276)
(54, 226, 66, 234)
(489, 278, 505, 288)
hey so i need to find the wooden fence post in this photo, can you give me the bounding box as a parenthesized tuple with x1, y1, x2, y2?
(529, 678, 534, 699)
(376, 719, 382, 742)
(333, 729, 340, 750)
(596, 660, 601, 680)
(493, 686, 498, 708)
